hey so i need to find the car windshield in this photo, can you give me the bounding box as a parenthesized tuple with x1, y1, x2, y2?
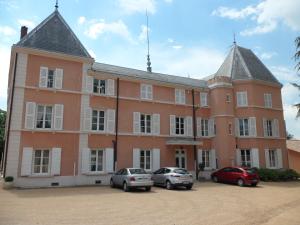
(129, 168, 147, 174)
(173, 169, 189, 174)
(245, 168, 256, 174)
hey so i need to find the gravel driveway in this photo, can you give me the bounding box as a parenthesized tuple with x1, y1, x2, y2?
(1, 181, 300, 225)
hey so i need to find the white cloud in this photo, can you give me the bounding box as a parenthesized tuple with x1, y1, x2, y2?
(172, 45, 182, 50)
(212, 0, 300, 36)
(0, 26, 16, 36)
(260, 51, 277, 60)
(18, 19, 35, 29)
(167, 38, 174, 43)
(77, 16, 86, 25)
(270, 66, 299, 84)
(138, 25, 149, 41)
(117, 0, 156, 14)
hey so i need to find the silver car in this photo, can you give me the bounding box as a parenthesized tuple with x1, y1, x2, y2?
(152, 167, 194, 190)
(110, 168, 153, 192)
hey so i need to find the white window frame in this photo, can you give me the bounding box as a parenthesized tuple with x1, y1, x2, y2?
(200, 92, 208, 107)
(93, 78, 106, 95)
(140, 149, 152, 171)
(175, 89, 185, 104)
(240, 149, 251, 167)
(91, 110, 106, 132)
(90, 149, 104, 172)
(269, 149, 277, 168)
(175, 116, 185, 136)
(236, 91, 248, 107)
(202, 150, 210, 169)
(141, 84, 153, 100)
(226, 94, 231, 103)
(36, 105, 53, 129)
(266, 119, 273, 137)
(140, 114, 152, 134)
(239, 118, 249, 136)
(264, 93, 272, 108)
(201, 119, 209, 137)
(32, 149, 50, 175)
(47, 69, 55, 88)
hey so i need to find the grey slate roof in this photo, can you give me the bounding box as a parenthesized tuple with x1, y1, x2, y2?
(92, 62, 207, 88)
(214, 45, 281, 85)
(16, 10, 91, 58)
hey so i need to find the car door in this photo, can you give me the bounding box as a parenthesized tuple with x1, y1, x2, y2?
(114, 169, 123, 186)
(156, 168, 166, 185)
(220, 167, 232, 183)
(152, 168, 163, 184)
(230, 168, 243, 183)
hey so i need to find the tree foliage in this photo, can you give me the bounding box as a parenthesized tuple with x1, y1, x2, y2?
(0, 109, 6, 162)
(294, 37, 300, 118)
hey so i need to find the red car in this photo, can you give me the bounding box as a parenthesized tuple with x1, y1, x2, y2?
(211, 167, 259, 187)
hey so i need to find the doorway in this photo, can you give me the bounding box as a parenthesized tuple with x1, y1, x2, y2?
(175, 149, 186, 169)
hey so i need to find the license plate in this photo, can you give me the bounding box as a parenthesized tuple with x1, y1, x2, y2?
(183, 181, 189, 184)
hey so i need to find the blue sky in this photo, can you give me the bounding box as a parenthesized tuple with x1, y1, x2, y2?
(0, 0, 299, 138)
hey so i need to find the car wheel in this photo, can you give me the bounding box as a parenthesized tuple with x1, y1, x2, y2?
(251, 183, 257, 187)
(237, 179, 244, 187)
(110, 179, 115, 188)
(145, 186, 151, 192)
(186, 185, 192, 190)
(123, 182, 129, 192)
(212, 176, 218, 183)
(166, 181, 173, 190)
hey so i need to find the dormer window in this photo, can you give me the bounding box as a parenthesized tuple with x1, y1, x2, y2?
(93, 79, 106, 94)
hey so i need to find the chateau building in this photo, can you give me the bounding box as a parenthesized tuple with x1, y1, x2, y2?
(3, 8, 287, 188)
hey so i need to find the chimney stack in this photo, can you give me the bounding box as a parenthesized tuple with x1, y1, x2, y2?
(20, 26, 28, 40)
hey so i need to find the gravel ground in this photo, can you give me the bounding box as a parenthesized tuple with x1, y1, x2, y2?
(1, 181, 300, 225)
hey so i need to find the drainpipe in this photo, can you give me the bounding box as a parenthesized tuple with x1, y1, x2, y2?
(192, 89, 198, 180)
(2, 52, 18, 177)
(113, 78, 120, 171)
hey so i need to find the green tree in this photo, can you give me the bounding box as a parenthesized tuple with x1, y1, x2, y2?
(0, 109, 6, 163)
(294, 37, 300, 117)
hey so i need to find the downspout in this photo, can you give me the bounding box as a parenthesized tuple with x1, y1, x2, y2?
(192, 89, 198, 180)
(2, 52, 18, 177)
(114, 78, 120, 171)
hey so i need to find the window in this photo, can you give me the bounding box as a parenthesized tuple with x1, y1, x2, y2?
(226, 94, 231, 103)
(239, 118, 249, 136)
(90, 149, 104, 172)
(33, 149, 50, 174)
(236, 91, 248, 107)
(92, 110, 105, 131)
(201, 119, 209, 136)
(93, 78, 106, 94)
(200, 92, 208, 107)
(266, 119, 273, 136)
(140, 114, 151, 134)
(47, 70, 54, 88)
(241, 149, 251, 167)
(264, 93, 272, 108)
(202, 150, 210, 168)
(141, 84, 153, 100)
(36, 105, 53, 129)
(175, 117, 185, 135)
(228, 123, 232, 135)
(175, 89, 185, 104)
(269, 149, 277, 168)
(140, 150, 151, 170)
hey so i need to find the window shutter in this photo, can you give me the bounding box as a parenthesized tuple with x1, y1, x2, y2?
(243, 92, 248, 106)
(273, 119, 279, 137)
(210, 149, 216, 169)
(55, 68, 63, 89)
(181, 90, 186, 104)
(276, 149, 283, 169)
(51, 148, 61, 176)
(185, 116, 193, 137)
(235, 118, 239, 137)
(175, 89, 180, 103)
(54, 104, 64, 130)
(140, 84, 146, 99)
(147, 85, 153, 99)
(85, 76, 93, 93)
(249, 117, 257, 137)
(251, 148, 260, 168)
(152, 148, 160, 172)
(25, 102, 36, 129)
(152, 113, 160, 135)
(236, 92, 241, 106)
(39, 67, 48, 88)
(200, 93, 207, 107)
(208, 118, 214, 137)
(264, 149, 270, 168)
(105, 148, 114, 173)
(106, 109, 115, 133)
(21, 147, 33, 176)
(236, 149, 241, 166)
(133, 148, 140, 168)
(81, 148, 90, 174)
(263, 118, 268, 137)
(197, 149, 203, 165)
(170, 115, 175, 135)
(106, 79, 115, 96)
(133, 112, 140, 134)
(196, 117, 202, 137)
(84, 107, 92, 131)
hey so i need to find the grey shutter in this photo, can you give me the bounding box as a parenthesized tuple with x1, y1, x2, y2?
(133, 148, 140, 168)
(236, 149, 241, 166)
(84, 107, 92, 131)
(21, 147, 33, 176)
(170, 115, 175, 135)
(106, 79, 115, 96)
(106, 109, 115, 133)
(236, 92, 241, 106)
(265, 149, 270, 168)
(196, 117, 202, 137)
(55, 68, 63, 89)
(147, 85, 153, 99)
(25, 102, 36, 129)
(51, 148, 61, 175)
(152, 113, 160, 135)
(185, 116, 193, 137)
(263, 118, 268, 137)
(210, 149, 216, 169)
(81, 148, 90, 174)
(277, 149, 283, 169)
(152, 148, 160, 172)
(249, 117, 257, 137)
(251, 148, 260, 168)
(208, 118, 214, 137)
(85, 76, 93, 93)
(54, 104, 64, 130)
(133, 112, 140, 134)
(273, 119, 279, 137)
(175, 89, 180, 104)
(39, 67, 48, 88)
(235, 118, 240, 137)
(105, 148, 114, 173)
(243, 92, 248, 106)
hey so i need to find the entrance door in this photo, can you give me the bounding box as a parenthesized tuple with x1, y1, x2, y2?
(175, 150, 186, 169)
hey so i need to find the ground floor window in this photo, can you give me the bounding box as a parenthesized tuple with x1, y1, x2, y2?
(90, 149, 104, 172)
(140, 150, 151, 170)
(175, 150, 186, 169)
(202, 150, 210, 168)
(269, 149, 277, 168)
(33, 149, 50, 174)
(241, 149, 251, 167)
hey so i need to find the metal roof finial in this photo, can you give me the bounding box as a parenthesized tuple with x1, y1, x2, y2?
(55, 0, 59, 10)
(146, 9, 152, 73)
(233, 32, 236, 45)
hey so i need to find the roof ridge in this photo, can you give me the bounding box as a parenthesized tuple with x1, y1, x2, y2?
(235, 46, 252, 78)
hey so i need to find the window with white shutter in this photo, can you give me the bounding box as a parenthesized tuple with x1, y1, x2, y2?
(93, 78, 106, 94)
(201, 119, 209, 137)
(185, 116, 193, 137)
(152, 149, 160, 171)
(170, 115, 175, 136)
(90, 149, 104, 172)
(39, 67, 48, 88)
(175, 116, 185, 135)
(208, 118, 215, 137)
(249, 117, 257, 137)
(91, 110, 105, 132)
(196, 117, 202, 137)
(141, 84, 153, 100)
(200, 92, 208, 107)
(133, 148, 140, 168)
(25, 102, 36, 129)
(55, 68, 63, 89)
(175, 89, 185, 104)
(39, 67, 63, 89)
(84, 107, 92, 131)
(264, 93, 272, 108)
(140, 114, 152, 134)
(106, 109, 115, 133)
(21, 147, 33, 176)
(236, 91, 248, 107)
(133, 112, 141, 134)
(81, 148, 91, 174)
(33, 149, 50, 174)
(251, 148, 260, 168)
(106, 79, 115, 96)
(36, 105, 53, 129)
(51, 148, 61, 176)
(54, 104, 64, 130)
(105, 148, 114, 173)
(152, 114, 160, 135)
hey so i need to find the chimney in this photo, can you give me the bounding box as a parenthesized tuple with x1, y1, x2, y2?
(20, 26, 28, 40)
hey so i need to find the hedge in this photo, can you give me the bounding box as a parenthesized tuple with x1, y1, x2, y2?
(257, 168, 299, 181)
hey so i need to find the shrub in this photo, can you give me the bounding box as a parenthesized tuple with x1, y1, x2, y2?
(4, 176, 14, 182)
(258, 168, 299, 181)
